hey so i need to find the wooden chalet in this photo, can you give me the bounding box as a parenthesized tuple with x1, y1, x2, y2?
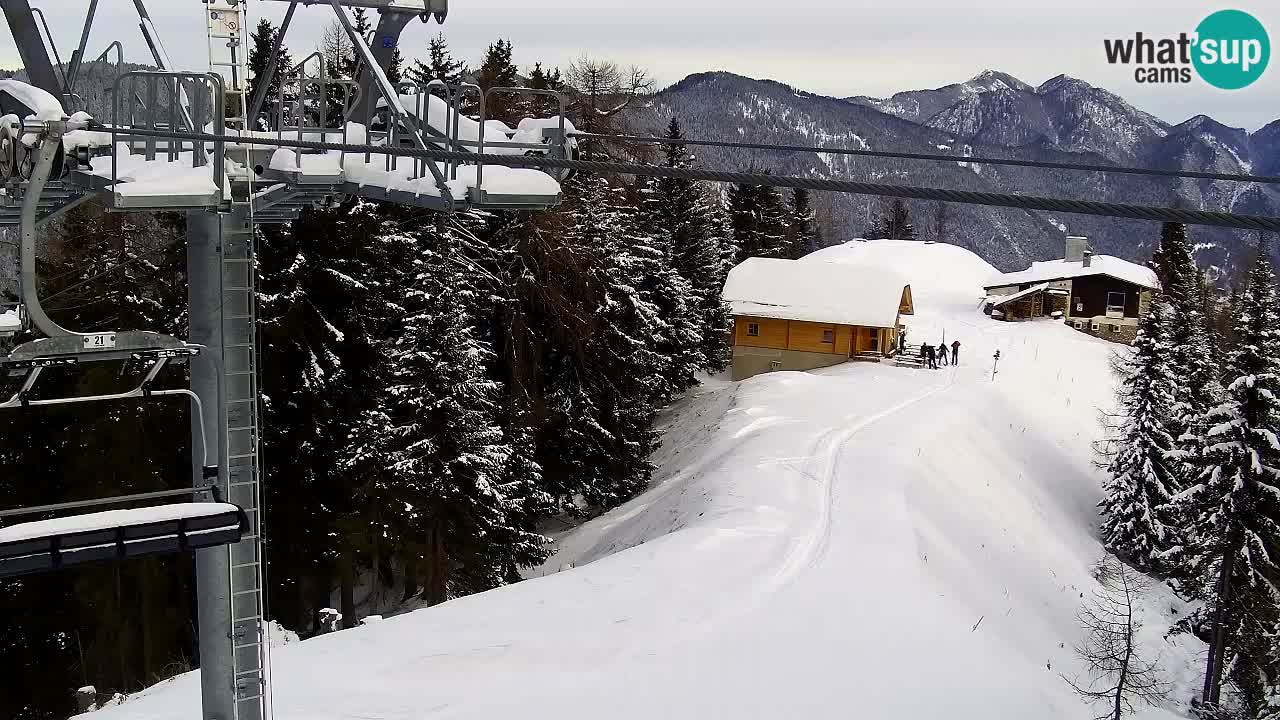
(721, 257, 914, 380)
(984, 236, 1160, 344)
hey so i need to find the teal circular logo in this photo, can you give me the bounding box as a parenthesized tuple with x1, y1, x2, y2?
(1193, 10, 1270, 90)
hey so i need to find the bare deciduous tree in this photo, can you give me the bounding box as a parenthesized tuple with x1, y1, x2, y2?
(318, 21, 352, 76)
(1063, 556, 1171, 720)
(563, 55, 653, 134)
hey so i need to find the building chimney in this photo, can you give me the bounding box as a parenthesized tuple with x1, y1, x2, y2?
(1083, 250, 1093, 268)
(1065, 235, 1089, 263)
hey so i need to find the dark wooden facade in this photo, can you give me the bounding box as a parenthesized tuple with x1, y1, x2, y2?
(1067, 275, 1142, 318)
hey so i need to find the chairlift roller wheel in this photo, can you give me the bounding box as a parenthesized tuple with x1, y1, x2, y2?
(534, 139, 579, 183)
(17, 143, 34, 181)
(16, 142, 67, 182)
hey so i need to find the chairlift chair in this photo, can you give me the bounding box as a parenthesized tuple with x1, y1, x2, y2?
(0, 494, 246, 580)
(0, 121, 203, 408)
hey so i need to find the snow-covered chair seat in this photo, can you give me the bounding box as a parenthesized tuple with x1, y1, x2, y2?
(83, 146, 225, 209)
(266, 148, 562, 209)
(0, 502, 244, 579)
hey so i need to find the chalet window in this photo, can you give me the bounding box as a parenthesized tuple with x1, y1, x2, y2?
(1106, 292, 1126, 317)
(1073, 320, 1084, 329)
(1091, 321, 1100, 331)
(1109, 324, 1121, 333)
(821, 329, 834, 343)
(747, 322, 760, 337)
(1074, 297, 1083, 313)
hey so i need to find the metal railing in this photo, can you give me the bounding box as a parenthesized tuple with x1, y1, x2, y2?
(477, 85, 568, 194)
(386, 82, 569, 199)
(276, 52, 361, 178)
(110, 71, 226, 206)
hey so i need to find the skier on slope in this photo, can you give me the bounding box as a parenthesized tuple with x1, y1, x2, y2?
(951, 340, 961, 365)
(937, 342, 949, 367)
(925, 343, 937, 369)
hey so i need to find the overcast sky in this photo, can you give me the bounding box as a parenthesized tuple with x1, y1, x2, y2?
(3, 0, 1276, 130)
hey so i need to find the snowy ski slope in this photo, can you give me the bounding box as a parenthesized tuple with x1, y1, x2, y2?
(97, 240, 1204, 720)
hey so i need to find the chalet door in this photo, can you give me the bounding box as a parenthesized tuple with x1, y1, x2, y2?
(867, 327, 878, 352)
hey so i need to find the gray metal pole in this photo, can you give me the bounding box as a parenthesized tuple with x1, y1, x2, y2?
(354, 9, 414, 122)
(0, 0, 63, 98)
(66, 0, 101, 93)
(246, 1, 298, 129)
(188, 209, 235, 720)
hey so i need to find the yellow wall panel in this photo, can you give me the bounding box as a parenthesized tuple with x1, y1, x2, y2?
(734, 316, 788, 349)
(833, 325, 852, 356)
(787, 320, 841, 354)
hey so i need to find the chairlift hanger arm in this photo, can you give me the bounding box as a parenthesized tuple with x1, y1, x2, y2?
(27, 8, 70, 100)
(245, 1, 299, 126)
(65, 0, 102, 94)
(20, 132, 74, 339)
(0, 0, 63, 98)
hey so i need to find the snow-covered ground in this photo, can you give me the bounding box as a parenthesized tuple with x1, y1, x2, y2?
(97, 239, 1204, 720)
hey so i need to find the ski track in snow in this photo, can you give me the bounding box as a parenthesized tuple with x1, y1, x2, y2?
(782, 376, 955, 583)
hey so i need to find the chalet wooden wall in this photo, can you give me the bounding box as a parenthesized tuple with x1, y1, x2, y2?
(788, 321, 839, 354)
(733, 316, 789, 349)
(1066, 275, 1143, 318)
(733, 316, 896, 358)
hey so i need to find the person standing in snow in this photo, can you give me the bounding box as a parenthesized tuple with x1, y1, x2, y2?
(925, 343, 936, 369)
(937, 342, 949, 366)
(951, 340, 960, 365)
(898, 330, 906, 354)
(918, 342, 927, 364)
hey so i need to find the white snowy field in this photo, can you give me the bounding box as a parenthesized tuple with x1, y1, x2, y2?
(98, 239, 1204, 720)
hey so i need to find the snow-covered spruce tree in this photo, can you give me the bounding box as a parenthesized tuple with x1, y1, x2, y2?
(409, 32, 467, 86)
(1100, 292, 1182, 572)
(475, 39, 520, 123)
(788, 188, 819, 259)
(630, 185, 704, 398)
(1157, 224, 1222, 496)
(351, 221, 551, 606)
(1152, 220, 1218, 576)
(729, 180, 790, 263)
(257, 201, 392, 629)
(640, 116, 732, 373)
(536, 171, 664, 509)
(875, 199, 917, 241)
(246, 18, 293, 130)
(1177, 248, 1280, 717)
(526, 61, 563, 90)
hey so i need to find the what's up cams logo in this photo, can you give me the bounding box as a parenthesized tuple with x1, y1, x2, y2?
(1104, 9, 1270, 89)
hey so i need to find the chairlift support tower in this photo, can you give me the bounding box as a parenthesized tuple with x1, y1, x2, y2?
(0, 2, 569, 719)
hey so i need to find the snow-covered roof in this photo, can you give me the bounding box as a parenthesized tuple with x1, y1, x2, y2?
(989, 283, 1050, 308)
(722, 257, 912, 328)
(985, 255, 1159, 291)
